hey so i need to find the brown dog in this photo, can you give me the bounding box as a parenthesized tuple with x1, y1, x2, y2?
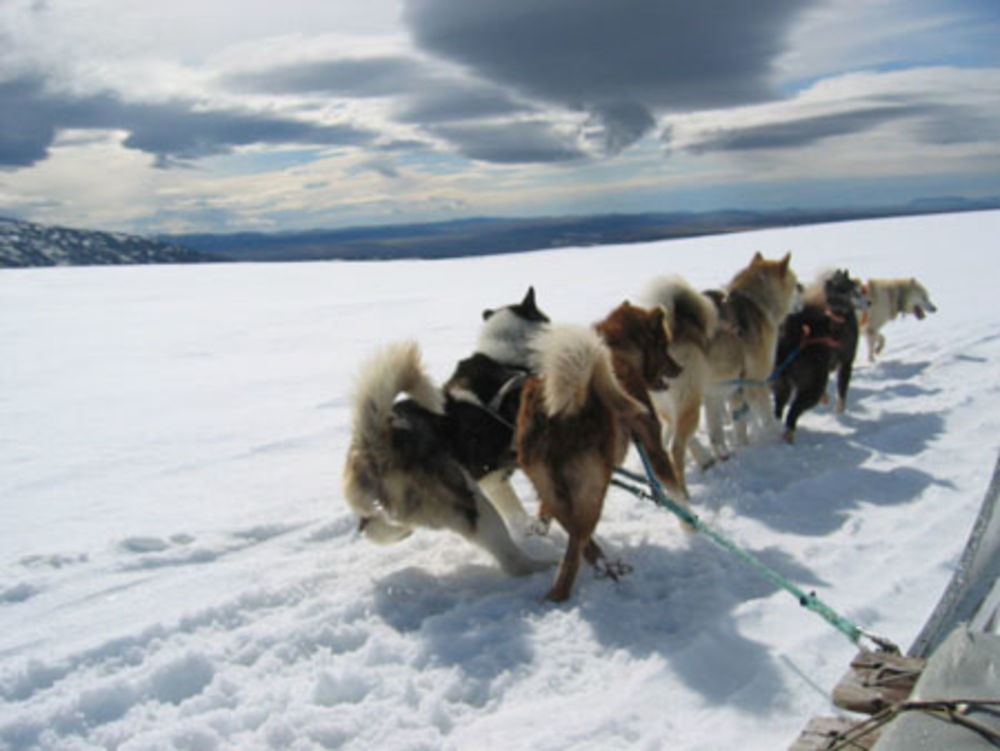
(516, 302, 685, 602)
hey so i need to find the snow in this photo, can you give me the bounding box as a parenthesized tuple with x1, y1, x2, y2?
(1, 210, 998, 751)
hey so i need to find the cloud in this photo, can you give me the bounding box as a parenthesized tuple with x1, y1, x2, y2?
(669, 67, 1000, 157)
(225, 56, 424, 97)
(687, 104, 935, 153)
(0, 76, 57, 166)
(425, 121, 585, 163)
(581, 102, 657, 155)
(119, 105, 374, 163)
(0, 72, 377, 168)
(395, 83, 530, 124)
(404, 0, 813, 152)
(352, 158, 401, 179)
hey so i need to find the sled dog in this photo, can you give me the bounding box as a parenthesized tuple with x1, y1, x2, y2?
(639, 274, 719, 497)
(771, 269, 869, 442)
(441, 287, 554, 532)
(342, 288, 552, 575)
(861, 277, 937, 362)
(643, 252, 799, 471)
(516, 302, 685, 602)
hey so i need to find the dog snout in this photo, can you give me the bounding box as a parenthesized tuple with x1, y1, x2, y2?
(655, 357, 683, 389)
(791, 283, 805, 313)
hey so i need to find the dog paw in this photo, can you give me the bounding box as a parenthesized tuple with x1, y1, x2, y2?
(595, 558, 633, 581)
(835, 398, 846, 413)
(525, 517, 552, 537)
(543, 587, 572, 603)
(782, 429, 795, 444)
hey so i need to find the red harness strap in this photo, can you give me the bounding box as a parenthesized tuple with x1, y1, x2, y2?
(801, 335, 842, 350)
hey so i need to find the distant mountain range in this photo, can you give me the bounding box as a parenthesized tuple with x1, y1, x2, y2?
(0, 217, 222, 268)
(165, 196, 1000, 263)
(2, 196, 998, 268)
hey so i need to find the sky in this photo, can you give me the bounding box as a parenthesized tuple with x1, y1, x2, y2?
(1, 0, 1000, 235)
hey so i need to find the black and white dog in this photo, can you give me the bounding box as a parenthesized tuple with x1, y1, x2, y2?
(772, 269, 869, 442)
(342, 288, 553, 574)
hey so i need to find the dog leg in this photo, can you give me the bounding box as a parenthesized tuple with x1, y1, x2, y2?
(470, 491, 554, 575)
(432, 462, 552, 575)
(667, 400, 700, 498)
(547, 532, 586, 602)
(864, 329, 877, 362)
(745, 386, 780, 442)
(478, 471, 539, 534)
(581, 538, 633, 581)
(835, 360, 853, 413)
(731, 395, 752, 446)
(630, 413, 685, 503)
(687, 436, 716, 471)
(703, 392, 731, 461)
(772, 378, 791, 420)
(540, 456, 612, 600)
(783, 378, 826, 441)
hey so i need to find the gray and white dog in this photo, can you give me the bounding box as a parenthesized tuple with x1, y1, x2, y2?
(342, 288, 553, 574)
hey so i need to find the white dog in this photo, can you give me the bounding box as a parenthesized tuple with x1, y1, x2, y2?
(861, 278, 937, 362)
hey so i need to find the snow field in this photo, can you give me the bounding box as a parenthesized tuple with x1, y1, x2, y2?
(1, 210, 998, 750)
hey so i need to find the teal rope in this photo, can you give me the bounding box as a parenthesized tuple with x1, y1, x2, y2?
(616, 444, 900, 653)
(720, 343, 803, 389)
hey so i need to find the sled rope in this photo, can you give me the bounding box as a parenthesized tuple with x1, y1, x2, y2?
(824, 699, 1000, 750)
(722, 334, 841, 391)
(612, 443, 901, 654)
(723, 335, 843, 421)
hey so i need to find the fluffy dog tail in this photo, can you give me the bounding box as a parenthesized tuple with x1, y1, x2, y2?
(641, 275, 718, 344)
(343, 341, 443, 519)
(349, 340, 444, 448)
(532, 325, 647, 419)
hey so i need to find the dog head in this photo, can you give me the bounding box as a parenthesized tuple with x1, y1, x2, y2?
(732, 251, 800, 322)
(597, 301, 683, 390)
(826, 269, 870, 313)
(482, 286, 550, 323)
(477, 286, 551, 365)
(903, 278, 937, 320)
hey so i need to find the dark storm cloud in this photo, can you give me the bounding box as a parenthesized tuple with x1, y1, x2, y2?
(0, 73, 376, 168)
(404, 0, 811, 120)
(685, 104, 938, 153)
(584, 101, 657, 155)
(119, 104, 373, 162)
(225, 56, 425, 97)
(227, 55, 531, 124)
(395, 83, 529, 123)
(427, 121, 585, 163)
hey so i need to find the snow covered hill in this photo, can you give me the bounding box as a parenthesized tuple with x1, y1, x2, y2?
(0, 217, 221, 268)
(1, 211, 998, 750)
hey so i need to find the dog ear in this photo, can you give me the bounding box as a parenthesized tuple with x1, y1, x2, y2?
(651, 306, 668, 335)
(752, 251, 764, 264)
(522, 286, 537, 309)
(482, 308, 494, 321)
(779, 252, 791, 275)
